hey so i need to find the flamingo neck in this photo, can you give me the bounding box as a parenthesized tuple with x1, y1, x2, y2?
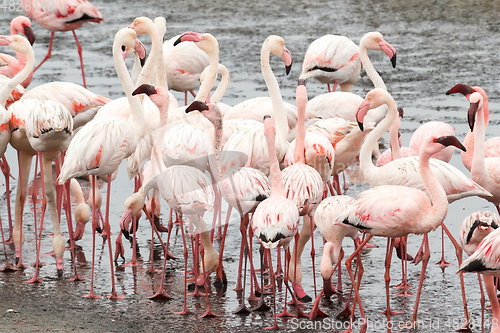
(359, 98, 397, 181)
(261, 42, 288, 145)
(194, 35, 219, 103)
(359, 41, 386, 90)
(211, 65, 229, 104)
(294, 87, 307, 164)
(388, 116, 402, 160)
(112, 35, 145, 139)
(136, 21, 165, 90)
(154, 18, 168, 91)
(0, 44, 34, 107)
(464, 88, 489, 170)
(419, 150, 448, 230)
(471, 101, 488, 181)
(266, 125, 286, 198)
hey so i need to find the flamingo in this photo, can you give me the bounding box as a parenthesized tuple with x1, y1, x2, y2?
(299, 34, 360, 92)
(70, 179, 90, 242)
(376, 107, 417, 167)
(461, 91, 500, 214)
(199, 63, 232, 116)
(121, 84, 219, 317)
(21, 0, 103, 88)
(459, 226, 500, 333)
(163, 33, 210, 105)
(250, 115, 299, 329)
(57, 28, 147, 299)
(409, 121, 456, 163)
(446, 83, 500, 171)
(337, 88, 470, 332)
(281, 80, 330, 307)
(0, 16, 36, 88)
(460, 210, 500, 331)
(221, 35, 292, 176)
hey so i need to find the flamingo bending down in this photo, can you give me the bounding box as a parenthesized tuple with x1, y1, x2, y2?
(70, 179, 91, 242)
(0, 16, 36, 88)
(22, 0, 103, 88)
(250, 115, 299, 329)
(337, 88, 469, 331)
(299, 34, 360, 92)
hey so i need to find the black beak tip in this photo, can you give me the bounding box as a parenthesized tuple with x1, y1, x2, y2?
(390, 53, 397, 68)
(173, 36, 182, 46)
(140, 55, 146, 67)
(358, 121, 364, 132)
(285, 63, 292, 76)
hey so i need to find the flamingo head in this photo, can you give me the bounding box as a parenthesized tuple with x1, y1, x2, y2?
(132, 83, 169, 106)
(115, 28, 137, 58)
(446, 83, 474, 98)
(266, 35, 293, 75)
(0, 35, 31, 53)
(356, 88, 392, 131)
(467, 92, 483, 131)
(11, 16, 35, 45)
(430, 135, 466, 155)
(174, 31, 205, 46)
(377, 39, 397, 68)
(128, 17, 153, 36)
(121, 38, 146, 66)
(362, 32, 397, 68)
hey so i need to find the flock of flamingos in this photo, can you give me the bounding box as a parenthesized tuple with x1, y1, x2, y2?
(1, 0, 500, 332)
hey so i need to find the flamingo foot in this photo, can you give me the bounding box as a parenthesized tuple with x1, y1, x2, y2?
(0, 260, 16, 271)
(31, 260, 45, 268)
(276, 308, 297, 318)
(214, 268, 227, 289)
(146, 266, 158, 275)
(153, 216, 167, 233)
(411, 248, 424, 265)
(249, 297, 270, 311)
(188, 284, 206, 297)
(69, 273, 85, 282)
(57, 269, 64, 278)
(395, 289, 415, 297)
(123, 259, 138, 267)
(14, 257, 26, 270)
(199, 309, 218, 318)
(435, 257, 452, 271)
(233, 302, 251, 314)
(454, 322, 472, 332)
(336, 303, 352, 320)
(393, 280, 412, 290)
(166, 250, 177, 260)
(292, 282, 312, 303)
(382, 308, 404, 315)
(324, 278, 340, 297)
(309, 289, 328, 319)
(83, 290, 102, 299)
(108, 291, 126, 300)
(264, 322, 282, 330)
(362, 242, 377, 249)
(149, 288, 171, 299)
(27, 274, 43, 283)
(174, 308, 191, 315)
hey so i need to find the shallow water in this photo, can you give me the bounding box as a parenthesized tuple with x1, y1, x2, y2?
(0, 0, 499, 332)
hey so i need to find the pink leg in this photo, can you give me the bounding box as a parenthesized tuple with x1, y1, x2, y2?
(264, 248, 281, 330)
(0, 156, 13, 242)
(214, 213, 228, 288)
(478, 274, 485, 333)
(247, 226, 261, 302)
(249, 245, 270, 311)
(483, 276, 500, 333)
(394, 236, 414, 296)
(123, 215, 138, 267)
(233, 215, 250, 314)
(382, 238, 403, 319)
(174, 217, 191, 315)
(277, 248, 296, 318)
(72, 31, 87, 88)
(84, 176, 101, 299)
(149, 223, 171, 299)
(308, 216, 327, 319)
(199, 240, 218, 318)
(104, 175, 124, 299)
(435, 225, 451, 270)
(33, 32, 54, 73)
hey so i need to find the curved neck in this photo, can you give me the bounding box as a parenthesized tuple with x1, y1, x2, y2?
(266, 125, 285, 198)
(294, 87, 307, 164)
(136, 22, 164, 89)
(389, 116, 402, 160)
(112, 35, 144, 134)
(359, 42, 386, 90)
(211, 65, 229, 103)
(418, 150, 448, 229)
(360, 99, 397, 179)
(194, 35, 219, 103)
(0, 44, 34, 107)
(261, 41, 288, 144)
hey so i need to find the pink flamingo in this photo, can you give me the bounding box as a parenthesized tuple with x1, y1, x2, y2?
(0, 16, 36, 88)
(250, 115, 299, 329)
(460, 210, 499, 331)
(70, 179, 90, 242)
(281, 80, 329, 309)
(338, 88, 470, 332)
(22, 0, 103, 88)
(409, 121, 456, 163)
(462, 91, 500, 214)
(459, 226, 500, 333)
(300, 34, 361, 92)
(446, 83, 500, 171)
(57, 28, 146, 299)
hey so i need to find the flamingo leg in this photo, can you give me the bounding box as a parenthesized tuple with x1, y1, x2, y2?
(477, 274, 485, 333)
(233, 217, 250, 314)
(247, 225, 261, 302)
(149, 221, 171, 299)
(13, 151, 32, 269)
(382, 238, 404, 320)
(71, 31, 87, 88)
(199, 239, 218, 318)
(214, 213, 228, 288)
(174, 217, 191, 315)
(249, 244, 270, 311)
(435, 225, 451, 270)
(289, 215, 312, 303)
(277, 248, 296, 318)
(123, 215, 139, 267)
(308, 215, 327, 318)
(33, 32, 54, 73)
(84, 175, 101, 299)
(264, 248, 281, 330)
(0, 156, 13, 243)
(483, 276, 500, 333)
(394, 236, 414, 296)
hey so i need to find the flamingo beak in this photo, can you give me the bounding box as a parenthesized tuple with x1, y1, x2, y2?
(132, 83, 156, 96)
(355, 99, 371, 131)
(378, 40, 397, 68)
(435, 135, 466, 152)
(135, 38, 147, 67)
(185, 100, 209, 113)
(397, 106, 404, 118)
(281, 46, 293, 75)
(119, 208, 133, 240)
(22, 26, 36, 45)
(174, 31, 203, 46)
(445, 83, 474, 97)
(468, 101, 478, 131)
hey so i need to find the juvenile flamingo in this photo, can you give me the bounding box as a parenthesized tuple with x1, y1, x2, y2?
(250, 115, 299, 329)
(22, 0, 104, 88)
